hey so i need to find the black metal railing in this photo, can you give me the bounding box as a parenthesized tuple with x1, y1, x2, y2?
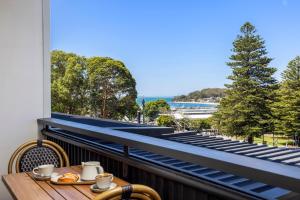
(38, 116, 300, 200)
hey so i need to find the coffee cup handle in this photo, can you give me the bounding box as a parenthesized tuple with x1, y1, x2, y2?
(32, 167, 39, 176)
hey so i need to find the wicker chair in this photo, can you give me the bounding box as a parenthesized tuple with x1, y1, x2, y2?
(8, 139, 70, 174)
(94, 184, 161, 200)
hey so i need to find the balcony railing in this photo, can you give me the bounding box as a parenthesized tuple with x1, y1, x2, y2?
(37, 114, 300, 200)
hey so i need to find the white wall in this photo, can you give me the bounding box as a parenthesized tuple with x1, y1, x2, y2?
(0, 0, 50, 199)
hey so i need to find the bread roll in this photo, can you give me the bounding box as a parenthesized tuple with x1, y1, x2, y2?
(58, 173, 79, 183)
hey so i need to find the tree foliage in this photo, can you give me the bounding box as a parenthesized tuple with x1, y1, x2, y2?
(144, 99, 170, 121)
(51, 51, 87, 114)
(51, 50, 138, 120)
(189, 118, 212, 132)
(157, 115, 176, 127)
(213, 22, 277, 143)
(87, 57, 137, 119)
(272, 56, 300, 137)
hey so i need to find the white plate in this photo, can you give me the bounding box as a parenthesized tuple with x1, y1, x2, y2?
(90, 182, 117, 193)
(50, 174, 81, 182)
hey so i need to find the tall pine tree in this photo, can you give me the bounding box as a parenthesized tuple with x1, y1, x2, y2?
(213, 22, 277, 143)
(272, 56, 300, 145)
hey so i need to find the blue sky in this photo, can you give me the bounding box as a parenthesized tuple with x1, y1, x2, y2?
(51, 0, 300, 96)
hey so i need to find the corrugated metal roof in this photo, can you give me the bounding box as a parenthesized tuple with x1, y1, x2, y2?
(165, 133, 300, 168)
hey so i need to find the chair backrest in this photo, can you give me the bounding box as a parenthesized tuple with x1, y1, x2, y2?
(8, 139, 70, 173)
(94, 184, 161, 200)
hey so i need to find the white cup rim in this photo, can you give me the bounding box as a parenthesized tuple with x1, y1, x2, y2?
(39, 164, 54, 168)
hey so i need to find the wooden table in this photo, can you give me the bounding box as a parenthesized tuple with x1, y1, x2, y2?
(2, 166, 129, 200)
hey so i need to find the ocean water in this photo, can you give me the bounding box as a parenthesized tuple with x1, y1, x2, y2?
(136, 97, 217, 109)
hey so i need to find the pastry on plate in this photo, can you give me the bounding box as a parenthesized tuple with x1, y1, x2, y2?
(58, 173, 79, 183)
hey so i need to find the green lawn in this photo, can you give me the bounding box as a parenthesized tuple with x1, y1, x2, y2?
(233, 134, 295, 147)
(253, 135, 295, 147)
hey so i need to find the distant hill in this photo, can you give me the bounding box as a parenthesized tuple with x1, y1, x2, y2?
(173, 88, 226, 102)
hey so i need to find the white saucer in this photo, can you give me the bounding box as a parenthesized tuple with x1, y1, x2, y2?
(90, 182, 117, 193)
(33, 174, 51, 181)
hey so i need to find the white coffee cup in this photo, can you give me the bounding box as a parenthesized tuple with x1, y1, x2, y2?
(96, 173, 113, 189)
(32, 164, 54, 177)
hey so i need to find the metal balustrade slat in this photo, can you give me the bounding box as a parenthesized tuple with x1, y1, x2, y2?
(129, 149, 145, 153)
(162, 159, 183, 164)
(245, 148, 285, 156)
(205, 171, 226, 178)
(102, 142, 123, 149)
(225, 177, 249, 185)
(173, 136, 221, 142)
(206, 141, 240, 148)
(189, 139, 232, 146)
(169, 135, 210, 140)
(202, 171, 224, 177)
(177, 139, 214, 144)
(97, 141, 112, 145)
(211, 141, 245, 149)
(169, 161, 187, 166)
(252, 185, 274, 193)
(258, 188, 291, 199)
(256, 150, 293, 158)
(236, 146, 276, 154)
(192, 168, 214, 175)
(216, 174, 237, 180)
(229, 177, 249, 185)
(182, 165, 201, 171)
(184, 139, 225, 145)
(234, 180, 257, 187)
(107, 144, 123, 150)
(144, 154, 165, 159)
(201, 170, 224, 177)
(190, 167, 208, 172)
(173, 162, 194, 168)
(218, 175, 240, 182)
(216, 143, 253, 150)
(268, 152, 300, 162)
(155, 157, 175, 162)
(282, 157, 300, 164)
(130, 149, 150, 154)
(205, 140, 238, 147)
(225, 145, 266, 153)
(188, 137, 223, 142)
(172, 137, 220, 143)
(170, 136, 208, 142)
(168, 135, 198, 139)
(241, 183, 267, 191)
(134, 151, 156, 156)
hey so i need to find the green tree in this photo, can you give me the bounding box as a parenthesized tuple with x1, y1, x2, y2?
(214, 22, 277, 143)
(144, 99, 170, 121)
(189, 118, 212, 132)
(51, 51, 88, 114)
(173, 88, 225, 102)
(87, 57, 137, 119)
(157, 115, 175, 127)
(272, 56, 300, 142)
